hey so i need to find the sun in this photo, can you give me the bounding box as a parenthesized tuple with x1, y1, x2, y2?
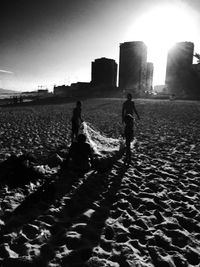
(125, 4, 199, 85)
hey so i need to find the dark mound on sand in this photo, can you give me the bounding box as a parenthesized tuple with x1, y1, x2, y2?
(0, 154, 44, 188)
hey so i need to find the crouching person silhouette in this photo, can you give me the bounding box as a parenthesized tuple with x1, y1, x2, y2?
(68, 133, 94, 174)
(124, 114, 134, 163)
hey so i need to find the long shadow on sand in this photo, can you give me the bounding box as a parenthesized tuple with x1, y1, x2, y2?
(0, 170, 91, 238)
(0, 149, 126, 242)
(34, 159, 130, 267)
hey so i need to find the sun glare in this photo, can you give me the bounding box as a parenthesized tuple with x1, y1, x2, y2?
(125, 4, 199, 85)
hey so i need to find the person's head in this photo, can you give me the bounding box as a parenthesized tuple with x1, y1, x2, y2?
(127, 93, 132, 101)
(77, 133, 87, 143)
(76, 101, 82, 107)
(124, 114, 134, 125)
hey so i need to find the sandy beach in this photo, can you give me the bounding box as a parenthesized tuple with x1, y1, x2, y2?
(0, 98, 200, 267)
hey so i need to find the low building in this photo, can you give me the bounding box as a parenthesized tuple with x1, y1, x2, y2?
(54, 82, 91, 98)
(54, 85, 70, 96)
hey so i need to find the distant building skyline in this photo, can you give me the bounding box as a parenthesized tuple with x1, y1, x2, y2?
(4, 38, 200, 98)
(54, 40, 200, 98)
(2, 0, 200, 92)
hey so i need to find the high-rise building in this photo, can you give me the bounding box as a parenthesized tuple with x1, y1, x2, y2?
(91, 57, 117, 87)
(146, 62, 154, 93)
(119, 41, 147, 96)
(165, 42, 194, 97)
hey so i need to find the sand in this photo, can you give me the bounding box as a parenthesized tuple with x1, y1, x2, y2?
(0, 99, 200, 267)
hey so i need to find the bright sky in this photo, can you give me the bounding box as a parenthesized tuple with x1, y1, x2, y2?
(1, 0, 200, 91)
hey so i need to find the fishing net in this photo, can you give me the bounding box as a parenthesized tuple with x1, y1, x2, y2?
(76, 121, 137, 172)
(81, 122, 124, 156)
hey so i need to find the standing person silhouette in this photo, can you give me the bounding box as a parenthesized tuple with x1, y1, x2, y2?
(71, 101, 83, 142)
(122, 93, 140, 123)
